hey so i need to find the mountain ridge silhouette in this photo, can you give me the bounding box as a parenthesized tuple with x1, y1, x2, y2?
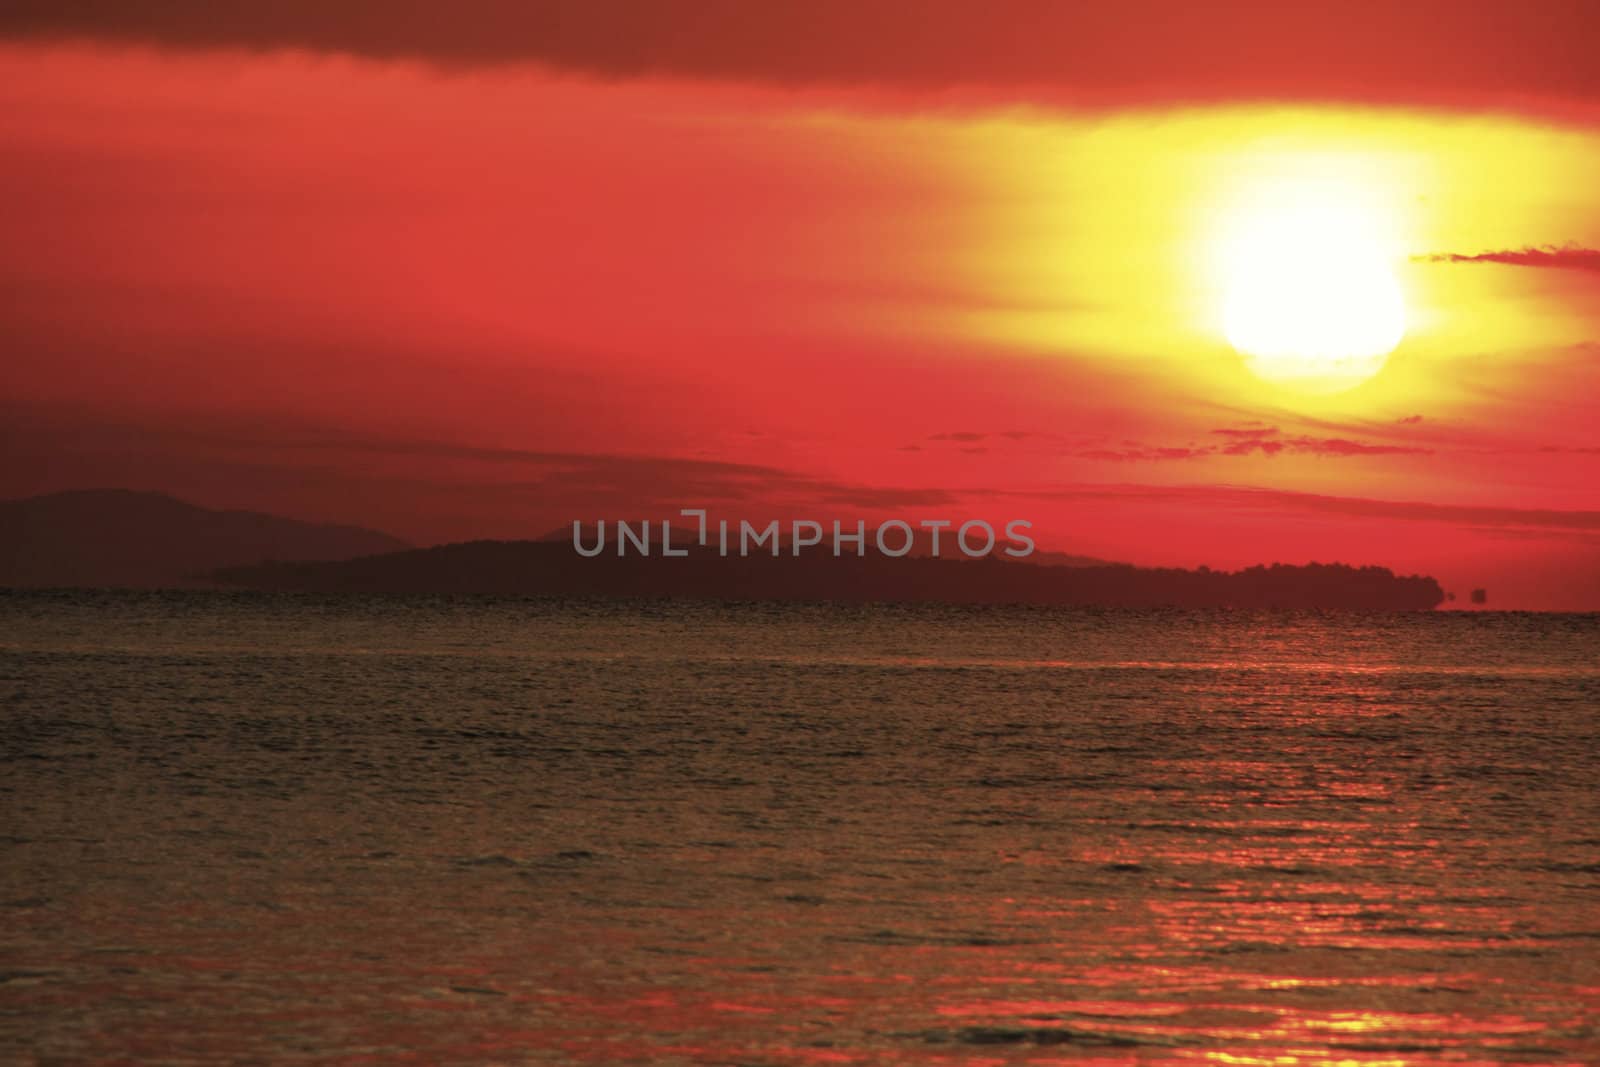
(0, 489, 409, 588)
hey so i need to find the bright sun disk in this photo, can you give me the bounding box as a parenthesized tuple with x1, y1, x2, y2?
(1218, 187, 1406, 393)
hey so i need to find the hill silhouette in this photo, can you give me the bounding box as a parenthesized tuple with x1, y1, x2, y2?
(211, 539, 1446, 610)
(0, 489, 409, 589)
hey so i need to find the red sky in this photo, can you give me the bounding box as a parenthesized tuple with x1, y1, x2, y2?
(2, 3, 1598, 607)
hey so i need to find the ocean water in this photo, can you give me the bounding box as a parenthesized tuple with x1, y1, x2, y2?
(1, 591, 1596, 1065)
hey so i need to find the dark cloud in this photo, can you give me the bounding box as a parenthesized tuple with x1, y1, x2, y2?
(1080, 446, 1209, 462)
(1211, 426, 1280, 439)
(1084, 431, 1429, 461)
(1418, 246, 1600, 273)
(2, 1, 1598, 112)
(925, 430, 1068, 446)
(1230, 436, 1430, 457)
(1218, 438, 1287, 457)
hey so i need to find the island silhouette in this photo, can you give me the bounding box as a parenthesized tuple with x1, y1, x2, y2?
(211, 538, 1446, 610)
(0, 491, 1447, 609)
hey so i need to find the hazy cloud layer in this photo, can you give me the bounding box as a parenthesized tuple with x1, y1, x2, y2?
(1016, 483, 1600, 534)
(0, 404, 962, 537)
(2, 1, 1598, 111)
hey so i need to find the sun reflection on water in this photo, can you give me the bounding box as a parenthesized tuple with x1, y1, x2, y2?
(3, 598, 1596, 1063)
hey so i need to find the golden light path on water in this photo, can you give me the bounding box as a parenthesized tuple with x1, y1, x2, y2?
(1, 596, 1595, 1064)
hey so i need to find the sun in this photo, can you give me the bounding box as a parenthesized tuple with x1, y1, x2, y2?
(1216, 185, 1406, 393)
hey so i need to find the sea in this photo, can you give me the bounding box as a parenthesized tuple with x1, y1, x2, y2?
(1, 590, 1596, 1065)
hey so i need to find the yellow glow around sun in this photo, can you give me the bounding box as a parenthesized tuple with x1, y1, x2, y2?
(809, 104, 1599, 414)
(1215, 179, 1407, 393)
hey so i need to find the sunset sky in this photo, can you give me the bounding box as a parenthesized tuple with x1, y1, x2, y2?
(2, 3, 1598, 607)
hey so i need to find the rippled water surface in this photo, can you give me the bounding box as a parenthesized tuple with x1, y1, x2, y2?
(2, 591, 1597, 1064)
